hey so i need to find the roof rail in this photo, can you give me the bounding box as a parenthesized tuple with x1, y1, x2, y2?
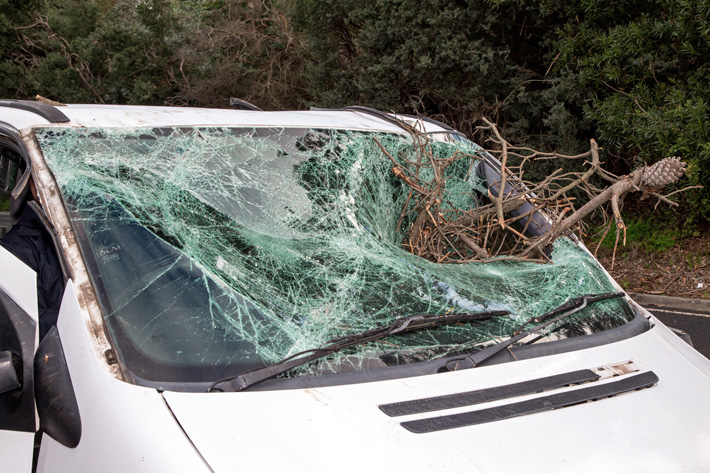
(311, 105, 465, 137)
(310, 105, 412, 133)
(399, 113, 455, 132)
(229, 98, 263, 111)
(0, 100, 70, 123)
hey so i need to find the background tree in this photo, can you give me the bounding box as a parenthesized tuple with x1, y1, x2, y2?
(169, 0, 306, 109)
(293, 0, 708, 228)
(0, 0, 42, 98)
(9, 0, 190, 104)
(0, 0, 707, 229)
(554, 0, 710, 227)
(292, 0, 590, 149)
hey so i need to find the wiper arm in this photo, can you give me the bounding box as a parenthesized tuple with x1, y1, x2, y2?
(208, 309, 510, 392)
(442, 292, 625, 372)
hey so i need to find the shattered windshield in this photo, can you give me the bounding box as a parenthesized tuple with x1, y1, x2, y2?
(36, 126, 633, 386)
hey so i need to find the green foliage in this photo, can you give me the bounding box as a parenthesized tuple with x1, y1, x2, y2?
(292, 0, 593, 153)
(3, 0, 192, 104)
(0, 193, 9, 212)
(0, 0, 707, 236)
(0, 0, 41, 98)
(554, 0, 710, 224)
(596, 217, 682, 254)
(171, 0, 307, 109)
(2, 0, 304, 109)
(293, 0, 709, 227)
(619, 277, 630, 290)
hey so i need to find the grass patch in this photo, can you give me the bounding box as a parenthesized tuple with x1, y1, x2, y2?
(0, 194, 9, 212)
(593, 217, 681, 254)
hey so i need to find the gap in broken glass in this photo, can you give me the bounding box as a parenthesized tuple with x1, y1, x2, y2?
(36, 126, 633, 384)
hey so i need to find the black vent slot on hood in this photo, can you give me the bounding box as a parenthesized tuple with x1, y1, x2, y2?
(401, 371, 659, 434)
(380, 368, 600, 417)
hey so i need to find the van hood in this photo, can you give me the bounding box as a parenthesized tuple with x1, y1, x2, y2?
(162, 324, 710, 473)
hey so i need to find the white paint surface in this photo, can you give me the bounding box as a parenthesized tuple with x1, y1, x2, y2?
(0, 250, 37, 473)
(35, 282, 211, 473)
(164, 323, 710, 473)
(3, 104, 448, 135)
(0, 431, 34, 473)
(0, 247, 38, 323)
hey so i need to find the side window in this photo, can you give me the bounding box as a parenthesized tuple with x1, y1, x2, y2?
(1, 140, 67, 340)
(0, 205, 8, 238)
(0, 147, 19, 237)
(0, 146, 21, 193)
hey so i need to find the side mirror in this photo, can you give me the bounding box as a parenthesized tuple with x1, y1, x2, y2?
(34, 327, 82, 448)
(0, 351, 20, 394)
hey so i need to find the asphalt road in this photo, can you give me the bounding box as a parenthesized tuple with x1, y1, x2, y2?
(631, 293, 710, 359)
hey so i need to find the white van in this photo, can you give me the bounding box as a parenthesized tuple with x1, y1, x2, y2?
(1, 100, 709, 473)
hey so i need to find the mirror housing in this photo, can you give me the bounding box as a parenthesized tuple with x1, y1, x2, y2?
(35, 327, 82, 448)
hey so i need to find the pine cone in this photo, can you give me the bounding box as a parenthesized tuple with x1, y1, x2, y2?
(642, 156, 686, 188)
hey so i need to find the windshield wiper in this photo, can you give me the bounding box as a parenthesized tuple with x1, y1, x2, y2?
(208, 309, 510, 392)
(442, 292, 625, 372)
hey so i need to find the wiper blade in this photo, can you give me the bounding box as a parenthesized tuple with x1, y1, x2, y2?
(442, 292, 625, 372)
(208, 309, 510, 392)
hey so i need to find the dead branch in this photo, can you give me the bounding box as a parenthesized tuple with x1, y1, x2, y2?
(15, 15, 105, 104)
(378, 116, 693, 265)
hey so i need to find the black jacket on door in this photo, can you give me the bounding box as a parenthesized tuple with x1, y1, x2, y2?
(1, 204, 65, 339)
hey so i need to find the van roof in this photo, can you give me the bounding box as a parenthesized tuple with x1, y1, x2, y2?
(0, 101, 449, 134)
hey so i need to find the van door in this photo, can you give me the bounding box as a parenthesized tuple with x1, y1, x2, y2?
(0, 247, 39, 473)
(0, 129, 41, 472)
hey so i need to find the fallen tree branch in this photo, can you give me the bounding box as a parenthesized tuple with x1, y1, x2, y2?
(379, 116, 692, 264)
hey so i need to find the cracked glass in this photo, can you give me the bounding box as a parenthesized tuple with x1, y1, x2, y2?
(36, 126, 633, 386)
